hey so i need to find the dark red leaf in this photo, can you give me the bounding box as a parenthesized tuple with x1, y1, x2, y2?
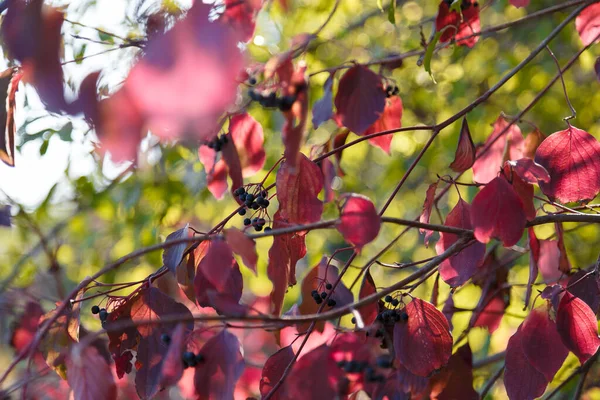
(567, 270, 600, 314)
(224, 228, 258, 274)
(504, 326, 549, 400)
(428, 344, 478, 400)
(419, 181, 438, 246)
(525, 228, 540, 308)
(337, 194, 381, 249)
(10, 301, 43, 354)
(114, 351, 134, 379)
(159, 323, 188, 388)
(535, 125, 600, 203)
(276, 153, 324, 225)
(435, 0, 481, 48)
(473, 116, 524, 184)
(471, 176, 527, 247)
(450, 118, 476, 172)
(282, 62, 309, 170)
(362, 96, 403, 154)
(555, 222, 571, 274)
(435, 199, 485, 287)
(393, 298, 452, 377)
(576, 3, 600, 46)
(219, 0, 263, 42)
(163, 224, 191, 275)
(510, 0, 529, 7)
(66, 345, 117, 400)
(334, 65, 386, 134)
(287, 345, 343, 398)
(194, 330, 245, 399)
(472, 293, 507, 333)
(505, 164, 536, 221)
(312, 73, 334, 129)
(373, 367, 428, 400)
(260, 346, 295, 399)
(556, 291, 600, 365)
(267, 211, 307, 315)
(198, 239, 237, 291)
(358, 270, 379, 327)
(0, 68, 22, 167)
(230, 112, 265, 177)
(519, 307, 568, 382)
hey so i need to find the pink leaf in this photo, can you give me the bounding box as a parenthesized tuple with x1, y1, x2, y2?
(435, 0, 481, 48)
(219, 0, 263, 42)
(194, 330, 245, 399)
(435, 199, 485, 287)
(450, 118, 476, 172)
(230, 113, 265, 177)
(287, 345, 343, 398)
(520, 307, 569, 381)
(337, 194, 381, 249)
(534, 125, 600, 203)
(470, 176, 527, 247)
(224, 228, 258, 274)
(537, 239, 563, 283)
(66, 345, 117, 400)
(419, 181, 438, 246)
(556, 291, 600, 365)
(198, 239, 236, 291)
(393, 298, 452, 377)
(159, 324, 188, 388)
(506, 158, 551, 184)
(334, 65, 386, 134)
(576, 3, 600, 46)
(260, 346, 295, 399)
(363, 96, 403, 154)
(276, 153, 324, 225)
(473, 116, 524, 184)
(312, 74, 334, 129)
(510, 0, 530, 7)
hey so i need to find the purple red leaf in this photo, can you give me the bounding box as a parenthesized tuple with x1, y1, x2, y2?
(66, 345, 117, 400)
(312, 74, 334, 129)
(576, 3, 600, 46)
(224, 228, 258, 274)
(556, 291, 600, 365)
(337, 193, 381, 249)
(219, 0, 263, 43)
(449, 118, 476, 172)
(260, 346, 295, 399)
(362, 95, 403, 154)
(419, 181, 438, 246)
(435, 0, 481, 48)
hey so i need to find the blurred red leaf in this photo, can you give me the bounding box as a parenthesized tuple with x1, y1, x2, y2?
(506, 158, 551, 185)
(194, 330, 245, 399)
(419, 181, 438, 246)
(358, 270, 379, 327)
(471, 176, 526, 246)
(267, 211, 307, 315)
(282, 62, 309, 170)
(337, 193, 381, 249)
(0, 68, 22, 167)
(276, 153, 324, 225)
(435, 199, 485, 287)
(435, 0, 480, 48)
(198, 239, 237, 291)
(428, 343, 478, 400)
(510, 0, 530, 7)
(334, 65, 386, 134)
(472, 292, 507, 333)
(576, 3, 600, 46)
(259, 346, 295, 399)
(567, 269, 600, 314)
(320, 157, 337, 203)
(225, 228, 258, 274)
(114, 351, 134, 379)
(312, 73, 334, 129)
(287, 345, 344, 398)
(473, 116, 524, 184)
(363, 96, 403, 154)
(159, 324, 188, 388)
(219, 0, 263, 42)
(537, 239, 563, 283)
(230, 113, 266, 177)
(450, 118, 476, 172)
(520, 307, 568, 382)
(555, 222, 571, 274)
(66, 345, 117, 400)
(504, 326, 549, 400)
(11, 301, 43, 354)
(393, 298, 452, 377)
(525, 228, 540, 308)
(198, 137, 243, 200)
(535, 125, 600, 203)
(556, 291, 600, 365)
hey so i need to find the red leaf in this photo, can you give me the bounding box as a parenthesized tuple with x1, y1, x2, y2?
(428, 344, 478, 400)
(556, 291, 600, 364)
(472, 293, 507, 333)
(287, 345, 344, 398)
(224, 228, 258, 274)
(0, 68, 22, 167)
(267, 211, 307, 315)
(525, 228, 540, 308)
(260, 346, 295, 399)
(358, 270, 379, 327)
(10, 301, 43, 353)
(337, 194, 381, 249)
(567, 269, 600, 314)
(320, 157, 337, 203)
(576, 3, 600, 46)
(435, 0, 481, 48)
(435, 199, 485, 287)
(523, 128, 546, 159)
(450, 118, 476, 172)
(506, 158, 551, 184)
(555, 222, 571, 274)
(219, 0, 263, 42)
(537, 239, 563, 283)
(125, 1, 244, 142)
(504, 326, 548, 400)
(470, 176, 527, 247)
(114, 351, 134, 379)
(66, 345, 117, 400)
(535, 125, 600, 203)
(230, 112, 266, 177)
(419, 181, 438, 246)
(282, 62, 309, 170)
(159, 324, 188, 388)
(163, 225, 191, 275)
(506, 164, 536, 221)
(510, 0, 529, 7)
(198, 239, 237, 291)
(194, 330, 245, 399)
(363, 96, 403, 154)
(312, 74, 334, 129)
(334, 65, 386, 134)
(473, 116, 524, 184)
(519, 307, 568, 382)
(199, 146, 229, 199)
(276, 153, 324, 225)
(393, 298, 452, 377)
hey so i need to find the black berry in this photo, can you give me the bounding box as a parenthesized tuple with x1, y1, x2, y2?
(327, 299, 336, 307)
(325, 283, 333, 290)
(254, 225, 263, 232)
(99, 308, 108, 321)
(311, 290, 319, 298)
(248, 76, 257, 85)
(249, 89, 261, 101)
(391, 299, 399, 307)
(91, 305, 100, 314)
(239, 193, 247, 202)
(195, 353, 205, 363)
(243, 218, 251, 226)
(278, 95, 296, 111)
(351, 317, 356, 324)
(321, 292, 328, 299)
(384, 295, 393, 303)
(399, 311, 409, 322)
(376, 355, 393, 369)
(262, 199, 270, 208)
(264, 227, 272, 232)
(245, 194, 254, 203)
(161, 334, 171, 344)
(251, 202, 260, 210)
(183, 352, 196, 366)
(238, 208, 247, 216)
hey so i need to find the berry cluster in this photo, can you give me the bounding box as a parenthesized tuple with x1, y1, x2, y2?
(204, 134, 228, 152)
(311, 282, 336, 307)
(336, 359, 385, 383)
(375, 309, 408, 326)
(160, 334, 205, 368)
(91, 305, 109, 325)
(249, 90, 296, 112)
(234, 186, 272, 232)
(384, 84, 399, 98)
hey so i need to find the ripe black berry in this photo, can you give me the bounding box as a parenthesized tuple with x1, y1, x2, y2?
(91, 305, 100, 314)
(278, 95, 296, 111)
(376, 355, 393, 369)
(238, 208, 247, 216)
(325, 283, 333, 290)
(384, 295, 393, 303)
(257, 218, 266, 226)
(315, 297, 323, 304)
(351, 317, 356, 324)
(337, 360, 347, 368)
(183, 351, 196, 367)
(254, 225, 263, 232)
(261, 199, 270, 208)
(327, 299, 336, 307)
(243, 218, 251, 226)
(245, 194, 254, 203)
(399, 311, 409, 322)
(248, 76, 257, 85)
(251, 202, 260, 210)
(311, 290, 319, 298)
(321, 292, 328, 299)
(249, 89, 261, 101)
(239, 193, 247, 202)
(264, 227, 272, 232)
(161, 333, 171, 344)
(99, 308, 108, 321)
(391, 299, 399, 307)
(195, 353, 204, 363)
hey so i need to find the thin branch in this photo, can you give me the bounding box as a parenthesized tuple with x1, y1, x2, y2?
(479, 365, 504, 398)
(545, 45, 577, 121)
